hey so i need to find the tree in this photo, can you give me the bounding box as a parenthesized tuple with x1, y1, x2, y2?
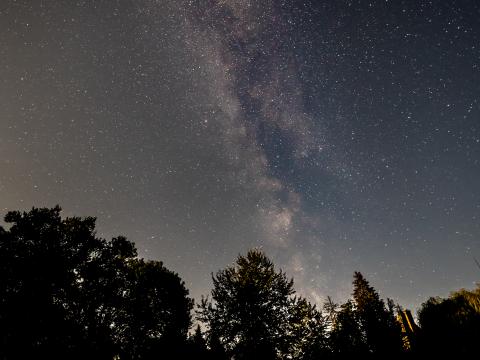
(292, 297, 328, 360)
(120, 259, 193, 359)
(0, 206, 115, 358)
(328, 272, 404, 356)
(351, 272, 404, 355)
(186, 325, 212, 360)
(0, 206, 193, 359)
(76, 235, 138, 357)
(329, 300, 367, 355)
(323, 296, 338, 330)
(197, 249, 326, 360)
(417, 285, 480, 354)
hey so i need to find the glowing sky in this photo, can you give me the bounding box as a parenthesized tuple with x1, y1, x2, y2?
(1, 0, 480, 312)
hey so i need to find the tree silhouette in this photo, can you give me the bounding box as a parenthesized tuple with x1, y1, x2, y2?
(329, 300, 367, 355)
(417, 285, 480, 355)
(293, 297, 328, 359)
(186, 325, 212, 360)
(76, 235, 138, 357)
(351, 272, 404, 355)
(0, 206, 193, 359)
(206, 329, 229, 360)
(328, 272, 404, 357)
(197, 249, 326, 360)
(0, 206, 110, 358)
(120, 258, 193, 359)
(3, 206, 480, 358)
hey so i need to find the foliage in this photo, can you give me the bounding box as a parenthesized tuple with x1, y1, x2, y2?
(119, 258, 193, 358)
(197, 249, 327, 360)
(0, 206, 193, 359)
(1, 206, 479, 358)
(417, 285, 480, 354)
(351, 272, 404, 354)
(327, 272, 404, 356)
(329, 300, 367, 354)
(189, 325, 209, 356)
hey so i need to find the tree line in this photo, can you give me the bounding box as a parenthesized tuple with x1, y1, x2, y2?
(0, 207, 478, 359)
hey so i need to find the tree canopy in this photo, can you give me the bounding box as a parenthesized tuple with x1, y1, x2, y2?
(417, 285, 480, 355)
(197, 249, 326, 360)
(0, 206, 478, 358)
(327, 272, 404, 356)
(351, 271, 404, 354)
(0, 206, 193, 359)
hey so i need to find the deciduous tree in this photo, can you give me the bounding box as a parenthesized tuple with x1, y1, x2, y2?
(198, 249, 326, 360)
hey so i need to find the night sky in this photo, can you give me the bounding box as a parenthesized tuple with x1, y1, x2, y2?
(1, 0, 480, 312)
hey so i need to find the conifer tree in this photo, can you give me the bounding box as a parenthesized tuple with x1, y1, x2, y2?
(329, 300, 367, 354)
(351, 272, 403, 354)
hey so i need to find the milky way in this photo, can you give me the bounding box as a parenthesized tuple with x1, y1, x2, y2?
(1, 0, 480, 312)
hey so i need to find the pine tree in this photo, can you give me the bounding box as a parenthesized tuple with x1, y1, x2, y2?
(352, 272, 403, 354)
(329, 300, 367, 354)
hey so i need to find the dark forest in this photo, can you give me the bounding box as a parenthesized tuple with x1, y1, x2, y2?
(0, 207, 478, 359)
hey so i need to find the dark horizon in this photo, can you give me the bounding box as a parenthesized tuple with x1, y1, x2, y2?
(1, 206, 478, 358)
